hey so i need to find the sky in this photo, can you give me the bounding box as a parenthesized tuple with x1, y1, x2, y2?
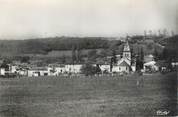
(0, 0, 177, 39)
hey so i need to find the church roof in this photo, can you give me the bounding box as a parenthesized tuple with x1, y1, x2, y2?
(118, 60, 130, 67)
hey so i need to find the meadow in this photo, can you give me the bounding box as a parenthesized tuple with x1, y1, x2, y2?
(0, 72, 177, 117)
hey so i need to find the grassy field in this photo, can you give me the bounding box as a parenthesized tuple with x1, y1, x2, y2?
(0, 72, 177, 117)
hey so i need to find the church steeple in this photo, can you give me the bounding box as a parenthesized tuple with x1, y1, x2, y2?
(123, 40, 131, 61)
(123, 41, 130, 52)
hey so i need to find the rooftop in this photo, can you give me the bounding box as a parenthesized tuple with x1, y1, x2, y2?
(118, 60, 130, 67)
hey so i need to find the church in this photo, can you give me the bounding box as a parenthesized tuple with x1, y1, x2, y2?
(112, 40, 136, 73)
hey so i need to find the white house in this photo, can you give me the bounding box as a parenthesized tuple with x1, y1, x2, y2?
(64, 64, 82, 73)
(0, 68, 5, 76)
(18, 69, 28, 76)
(143, 61, 159, 72)
(171, 62, 178, 67)
(99, 65, 110, 73)
(0, 64, 19, 76)
(27, 67, 49, 77)
(10, 65, 18, 73)
(48, 64, 83, 75)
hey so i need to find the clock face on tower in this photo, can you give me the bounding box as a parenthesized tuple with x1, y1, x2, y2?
(123, 52, 131, 60)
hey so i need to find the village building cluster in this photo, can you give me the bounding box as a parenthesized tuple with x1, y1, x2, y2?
(0, 40, 177, 78)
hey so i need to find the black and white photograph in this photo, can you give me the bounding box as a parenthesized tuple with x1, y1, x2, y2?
(0, 0, 177, 116)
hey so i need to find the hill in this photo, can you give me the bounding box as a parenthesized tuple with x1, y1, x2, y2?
(0, 35, 174, 63)
(0, 37, 113, 56)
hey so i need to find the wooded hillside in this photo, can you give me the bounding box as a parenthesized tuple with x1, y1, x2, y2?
(0, 35, 176, 63)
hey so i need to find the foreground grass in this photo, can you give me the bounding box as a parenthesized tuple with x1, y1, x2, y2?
(0, 72, 177, 117)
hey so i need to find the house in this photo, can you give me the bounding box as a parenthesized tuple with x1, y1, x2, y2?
(0, 63, 20, 77)
(64, 64, 82, 74)
(48, 64, 83, 75)
(27, 67, 49, 77)
(0, 68, 5, 76)
(172, 62, 178, 68)
(99, 64, 110, 73)
(156, 60, 177, 72)
(143, 61, 159, 72)
(9, 65, 18, 73)
(48, 64, 64, 75)
(112, 40, 136, 73)
(18, 69, 28, 76)
(171, 58, 178, 69)
(0, 64, 17, 75)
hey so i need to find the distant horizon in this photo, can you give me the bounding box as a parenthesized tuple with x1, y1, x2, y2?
(0, 31, 176, 41)
(0, 26, 176, 40)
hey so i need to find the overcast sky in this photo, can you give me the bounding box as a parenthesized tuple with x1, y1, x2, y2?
(0, 0, 177, 39)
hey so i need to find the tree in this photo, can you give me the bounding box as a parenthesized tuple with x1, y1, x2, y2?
(76, 46, 82, 63)
(112, 50, 117, 64)
(109, 49, 117, 72)
(149, 30, 152, 36)
(80, 63, 98, 76)
(1, 59, 12, 71)
(72, 45, 76, 64)
(144, 30, 147, 37)
(136, 56, 142, 71)
(130, 47, 136, 64)
(96, 64, 101, 74)
(136, 47, 144, 71)
(61, 54, 66, 64)
(147, 43, 153, 50)
(163, 29, 168, 36)
(20, 56, 30, 63)
(171, 30, 175, 36)
(161, 48, 168, 60)
(153, 48, 159, 61)
(158, 29, 161, 36)
(140, 47, 144, 62)
(36, 61, 46, 67)
(136, 56, 140, 71)
(130, 47, 135, 58)
(110, 57, 113, 72)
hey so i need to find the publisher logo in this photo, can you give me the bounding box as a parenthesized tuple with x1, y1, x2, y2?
(156, 110, 170, 116)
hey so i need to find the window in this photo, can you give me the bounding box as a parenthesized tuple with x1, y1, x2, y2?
(44, 73, 48, 76)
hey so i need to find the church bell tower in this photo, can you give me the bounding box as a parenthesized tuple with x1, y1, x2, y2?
(123, 40, 131, 61)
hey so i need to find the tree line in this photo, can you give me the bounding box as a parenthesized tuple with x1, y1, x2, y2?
(0, 37, 111, 55)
